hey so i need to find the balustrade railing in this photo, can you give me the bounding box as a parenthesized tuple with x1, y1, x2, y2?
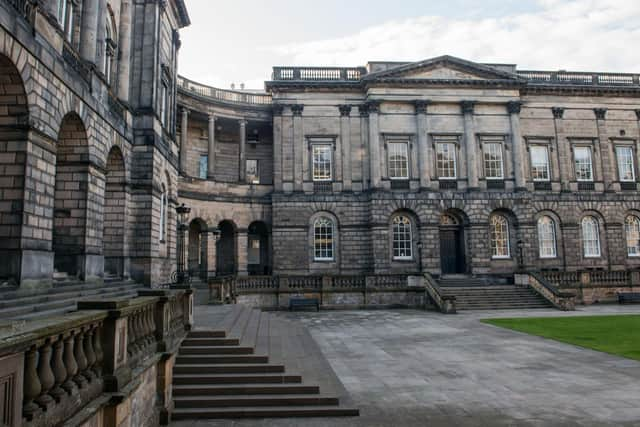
(271, 66, 367, 81)
(518, 70, 640, 86)
(177, 76, 272, 105)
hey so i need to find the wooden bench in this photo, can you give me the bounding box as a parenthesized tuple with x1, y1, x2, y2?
(617, 292, 640, 304)
(289, 297, 320, 311)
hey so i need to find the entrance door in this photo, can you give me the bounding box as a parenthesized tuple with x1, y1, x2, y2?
(440, 228, 465, 274)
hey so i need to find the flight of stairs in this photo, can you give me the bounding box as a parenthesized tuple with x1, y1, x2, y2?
(171, 306, 359, 420)
(0, 277, 145, 321)
(438, 276, 552, 310)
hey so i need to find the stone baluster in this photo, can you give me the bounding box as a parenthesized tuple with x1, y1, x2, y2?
(35, 340, 55, 408)
(127, 315, 136, 358)
(136, 310, 145, 351)
(62, 334, 78, 394)
(50, 336, 67, 402)
(83, 327, 97, 381)
(93, 326, 104, 376)
(23, 346, 41, 420)
(73, 329, 88, 388)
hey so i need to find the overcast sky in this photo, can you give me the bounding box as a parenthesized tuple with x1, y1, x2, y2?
(178, 0, 640, 90)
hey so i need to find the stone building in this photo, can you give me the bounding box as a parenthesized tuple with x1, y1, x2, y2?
(0, 0, 189, 287)
(177, 56, 640, 291)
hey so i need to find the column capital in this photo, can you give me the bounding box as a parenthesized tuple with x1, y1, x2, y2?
(291, 104, 304, 116)
(239, 118, 248, 127)
(181, 108, 190, 117)
(594, 108, 607, 120)
(338, 104, 352, 117)
(366, 100, 380, 114)
(460, 100, 475, 115)
(552, 107, 564, 119)
(506, 101, 522, 114)
(414, 100, 430, 115)
(273, 104, 285, 116)
(208, 114, 216, 122)
(358, 104, 369, 117)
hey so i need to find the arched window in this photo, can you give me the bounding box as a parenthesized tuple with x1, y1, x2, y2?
(159, 184, 167, 242)
(313, 217, 334, 261)
(625, 215, 640, 257)
(392, 215, 413, 260)
(582, 216, 600, 257)
(490, 215, 510, 258)
(537, 216, 557, 258)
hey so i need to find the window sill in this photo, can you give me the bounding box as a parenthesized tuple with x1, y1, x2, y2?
(491, 256, 511, 260)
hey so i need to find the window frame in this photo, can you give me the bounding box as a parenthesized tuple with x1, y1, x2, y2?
(581, 216, 601, 258)
(573, 146, 594, 182)
(387, 141, 410, 180)
(311, 143, 333, 182)
(160, 83, 168, 126)
(537, 216, 557, 259)
(615, 145, 636, 183)
(529, 145, 551, 182)
(391, 215, 413, 261)
(625, 215, 640, 257)
(198, 155, 208, 180)
(159, 185, 167, 243)
(435, 141, 458, 180)
(482, 141, 505, 180)
(246, 159, 260, 184)
(313, 217, 335, 261)
(490, 215, 511, 259)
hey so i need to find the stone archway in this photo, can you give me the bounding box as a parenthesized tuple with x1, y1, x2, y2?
(188, 218, 208, 281)
(248, 221, 271, 275)
(104, 146, 128, 278)
(216, 220, 237, 276)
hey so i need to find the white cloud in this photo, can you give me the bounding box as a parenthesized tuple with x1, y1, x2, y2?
(269, 0, 640, 73)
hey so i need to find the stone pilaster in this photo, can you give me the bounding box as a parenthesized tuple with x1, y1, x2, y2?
(207, 228, 217, 277)
(507, 101, 526, 191)
(414, 100, 431, 188)
(180, 109, 189, 175)
(552, 107, 570, 191)
(80, 0, 100, 63)
(239, 119, 247, 182)
(339, 104, 352, 191)
(237, 229, 248, 276)
(291, 105, 304, 191)
(207, 114, 216, 179)
(594, 108, 616, 191)
(95, 0, 108, 72)
(461, 101, 478, 190)
(367, 101, 381, 189)
(116, 0, 133, 101)
(359, 105, 370, 189)
(273, 104, 284, 191)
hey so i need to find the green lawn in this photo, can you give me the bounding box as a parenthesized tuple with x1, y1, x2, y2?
(482, 315, 640, 361)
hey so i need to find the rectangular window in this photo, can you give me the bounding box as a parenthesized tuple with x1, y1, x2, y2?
(57, 0, 66, 25)
(436, 142, 457, 179)
(574, 146, 593, 181)
(248, 238, 260, 264)
(616, 146, 635, 182)
(483, 142, 504, 179)
(387, 142, 409, 179)
(160, 84, 168, 126)
(65, 3, 73, 42)
(246, 159, 259, 184)
(199, 155, 208, 179)
(312, 144, 332, 181)
(530, 145, 550, 181)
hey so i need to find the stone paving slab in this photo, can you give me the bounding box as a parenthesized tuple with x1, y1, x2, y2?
(174, 305, 640, 426)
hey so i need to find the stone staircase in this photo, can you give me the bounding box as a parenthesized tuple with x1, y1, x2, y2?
(0, 277, 145, 321)
(171, 305, 359, 420)
(438, 276, 552, 310)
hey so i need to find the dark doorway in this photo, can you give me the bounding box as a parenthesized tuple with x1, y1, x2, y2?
(188, 219, 208, 280)
(247, 221, 270, 275)
(439, 214, 466, 274)
(216, 220, 236, 276)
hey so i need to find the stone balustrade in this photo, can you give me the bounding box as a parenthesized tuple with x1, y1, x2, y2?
(518, 70, 640, 86)
(423, 273, 456, 314)
(0, 288, 193, 427)
(177, 76, 272, 105)
(271, 66, 367, 81)
(518, 272, 576, 311)
(539, 270, 640, 304)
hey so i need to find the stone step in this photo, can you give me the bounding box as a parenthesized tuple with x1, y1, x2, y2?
(174, 364, 286, 375)
(188, 330, 226, 338)
(181, 337, 240, 347)
(173, 394, 340, 409)
(171, 406, 359, 419)
(176, 355, 269, 365)
(173, 373, 303, 385)
(179, 346, 254, 355)
(173, 384, 320, 396)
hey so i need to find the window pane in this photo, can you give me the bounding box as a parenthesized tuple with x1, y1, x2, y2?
(314, 218, 334, 260)
(625, 216, 640, 256)
(246, 159, 259, 184)
(530, 146, 550, 181)
(574, 147, 593, 181)
(199, 155, 208, 179)
(392, 216, 412, 259)
(582, 217, 601, 257)
(436, 143, 457, 179)
(490, 215, 510, 258)
(537, 216, 557, 258)
(483, 143, 503, 179)
(312, 145, 332, 181)
(616, 146, 635, 182)
(388, 142, 409, 179)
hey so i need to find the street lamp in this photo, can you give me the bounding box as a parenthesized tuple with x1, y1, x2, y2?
(175, 203, 191, 284)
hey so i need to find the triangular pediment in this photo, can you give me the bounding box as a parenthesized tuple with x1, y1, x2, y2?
(364, 55, 520, 82)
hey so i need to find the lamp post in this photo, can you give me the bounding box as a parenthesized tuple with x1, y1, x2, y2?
(175, 203, 191, 284)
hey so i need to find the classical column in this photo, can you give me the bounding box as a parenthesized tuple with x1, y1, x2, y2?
(552, 107, 570, 191)
(207, 114, 216, 179)
(359, 105, 370, 189)
(116, 0, 133, 101)
(507, 101, 526, 191)
(367, 101, 381, 189)
(291, 105, 304, 191)
(95, 0, 108, 71)
(180, 109, 189, 175)
(594, 108, 615, 191)
(80, 0, 100, 63)
(273, 105, 284, 191)
(461, 101, 478, 190)
(237, 229, 248, 276)
(339, 105, 352, 191)
(207, 228, 217, 277)
(414, 100, 431, 188)
(238, 119, 247, 182)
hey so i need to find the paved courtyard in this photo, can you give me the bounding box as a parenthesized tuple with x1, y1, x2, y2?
(178, 305, 640, 427)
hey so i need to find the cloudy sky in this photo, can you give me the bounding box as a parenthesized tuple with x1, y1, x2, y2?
(179, 0, 640, 90)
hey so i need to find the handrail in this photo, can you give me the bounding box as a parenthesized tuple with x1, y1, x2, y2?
(177, 75, 272, 105)
(525, 272, 576, 311)
(423, 273, 456, 314)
